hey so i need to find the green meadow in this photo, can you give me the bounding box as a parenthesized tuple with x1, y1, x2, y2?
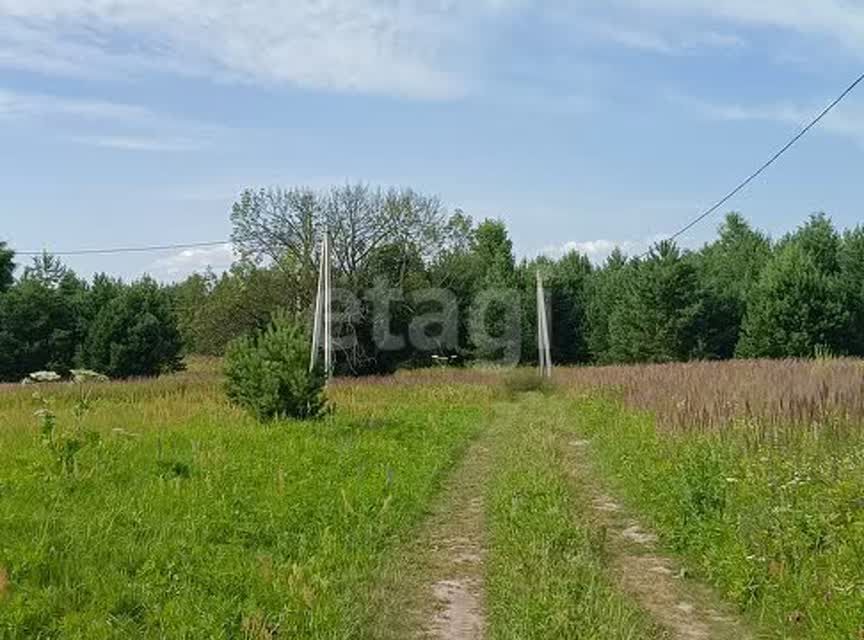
(2, 360, 863, 639)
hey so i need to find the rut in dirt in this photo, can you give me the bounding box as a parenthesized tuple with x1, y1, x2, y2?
(369, 436, 490, 640)
(565, 437, 755, 640)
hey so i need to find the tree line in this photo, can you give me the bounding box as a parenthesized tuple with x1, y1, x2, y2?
(0, 251, 182, 381)
(2, 183, 863, 381)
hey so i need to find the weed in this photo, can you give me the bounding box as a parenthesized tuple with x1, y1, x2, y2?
(33, 391, 99, 476)
(495, 368, 556, 401)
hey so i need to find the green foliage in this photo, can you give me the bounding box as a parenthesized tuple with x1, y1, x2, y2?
(607, 241, 703, 363)
(487, 400, 663, 639)
(0, 241, 14, 294)
(8, 206, 864, 375)
(738, 243, 849, 358)
(34, 391, 99, 475)
(548, 251, 593, 363)
(469, 219, 520, 362)
(171, 265, 291, 356)
(778, 213, 842, 275)
(473, 218, 516, 284)
(0, 374, 481, 638)
(839, 226, 864, 355)
(576, 396, 864, 639)
(496, 368, 554, 400)
(224, 311, 326, 421)
(83, 278, 184, 378)
(518, 252, 593, 365)
(0, 277, 82, 380)
(585, 248, 629, 362)
(22, 251, 70, 288)
(695, 213, 772, 358)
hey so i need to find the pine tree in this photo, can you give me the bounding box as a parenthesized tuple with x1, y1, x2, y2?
(737, 243, 849, 358)
(607, 241, 703, 363)
(585, 248, 629, 363)
(695, 213, 772, 358)
(839, 226, 864, 355)
(0, 241, 14, 294)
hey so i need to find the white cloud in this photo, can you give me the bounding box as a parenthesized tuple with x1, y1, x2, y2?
(574, 21, 746, 55)
(0, 1, 523, 99)
(0, 87, 219, 152)
(0, 88, 158, 123)
(544, 233, 677, 263)
(553, 239, 633, 258)
(0, 1, 858, 106)
(67, 135, 202, 152)
(677, 94, 864, 144)
(610, 0, 864, 52)
(150, 244, 235, 280)
(544, 238, 634, 263)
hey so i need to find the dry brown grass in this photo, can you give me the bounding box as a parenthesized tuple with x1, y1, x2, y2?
(332, 366, 502, 388)
(556, 358, 864, 431)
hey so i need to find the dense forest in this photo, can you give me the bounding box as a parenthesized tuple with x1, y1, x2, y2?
(2, 183, 863, 381)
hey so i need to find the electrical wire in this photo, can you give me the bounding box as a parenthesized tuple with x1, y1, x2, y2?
(639, 71, 864, 258)
(16, 240, 230, 257)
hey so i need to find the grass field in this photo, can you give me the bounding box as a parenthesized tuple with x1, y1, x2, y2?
(0, 367, 485, 638)
(2, 359, 863, 639)
(560, 359, 864, 639)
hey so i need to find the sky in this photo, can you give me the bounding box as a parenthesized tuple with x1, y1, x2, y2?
(1, 0, 864, 281)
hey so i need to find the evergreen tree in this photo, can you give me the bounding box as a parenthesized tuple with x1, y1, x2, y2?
(777, 213, 841, 274)
(548, 251, 592, 364)
(0, 279, 80, 380)
(468, 220, 519, 362)
(737, 243, 849, 358)
(695, 213, 772, 358)
(84, 278, 184, 378)
(840, 226, 864, 355)
(606, 241, 702, 363)
(22, 251, 69, 288)
(0, 241, 14, 294)
(584, 248, 629, 363)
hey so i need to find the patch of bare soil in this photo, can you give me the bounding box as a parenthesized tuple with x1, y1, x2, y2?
(562, 438, 754, 640)
(368, 438, 490, 640)
(0, 566, 8, 600)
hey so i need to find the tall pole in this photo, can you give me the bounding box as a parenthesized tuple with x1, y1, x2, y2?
(323, 231, 332, 380)
(310, 231, 333, 382)
(309, 244, 325, 373)
(536, 270, 552, 378)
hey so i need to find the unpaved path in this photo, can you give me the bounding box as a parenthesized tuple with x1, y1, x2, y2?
(562, 436, 755, 640)
(369, 435, 490, 640)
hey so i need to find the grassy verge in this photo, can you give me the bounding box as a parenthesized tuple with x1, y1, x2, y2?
(0, 378, 485, 639)
(572, 394, 864, 639)
(485, 397, 663, 640)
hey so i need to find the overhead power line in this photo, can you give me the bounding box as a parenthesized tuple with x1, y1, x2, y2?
(641, 70, 864, 258)
(12, 73, 864, 261)
(16, 240, 230, 257)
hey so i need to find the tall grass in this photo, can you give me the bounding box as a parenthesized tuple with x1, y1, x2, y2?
(558, 359, 864, 432)
(0, 373, 488, 639)
(485, 400, 663, 640)
(570, 392, 864, 639)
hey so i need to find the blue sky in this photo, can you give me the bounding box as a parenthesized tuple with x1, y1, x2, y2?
(1, 1, 863, 281)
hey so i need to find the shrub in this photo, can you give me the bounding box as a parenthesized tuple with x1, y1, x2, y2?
(83, 279, 184, 378)
(224, 311, 326, 421)
(497, 368, 555, 401)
